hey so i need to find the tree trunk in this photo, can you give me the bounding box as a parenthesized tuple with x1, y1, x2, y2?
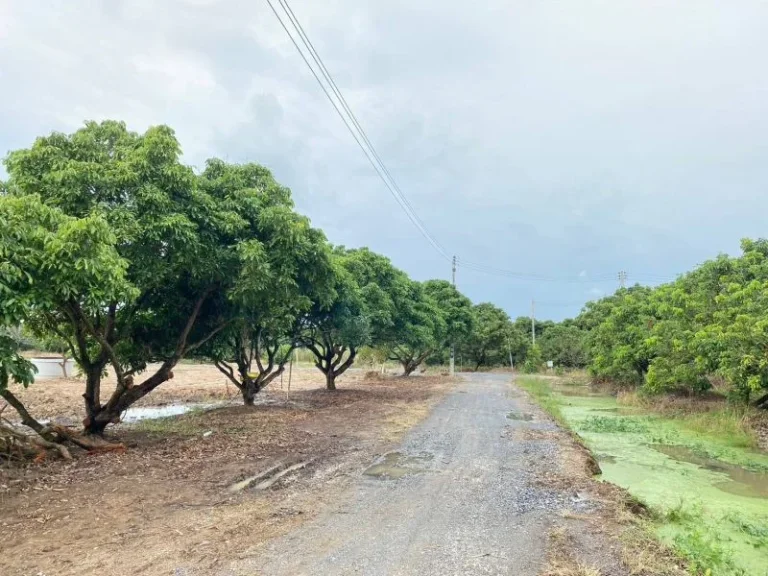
(82, 363, 108, 433)
(84, 363, 175, 434)
(325, 370, 336, 391)
(753, 391, 768, 409)
(242, 380, 257, 406)
(402, 361, 416, 377)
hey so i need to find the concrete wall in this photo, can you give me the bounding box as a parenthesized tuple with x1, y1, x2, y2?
(31, 358, 77, 379)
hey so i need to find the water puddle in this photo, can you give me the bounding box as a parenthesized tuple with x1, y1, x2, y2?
(363, 451, 433, 479)
(121, 403, 219, 423)
(506, 411, 534, 421)
(654, 444, 768, 499)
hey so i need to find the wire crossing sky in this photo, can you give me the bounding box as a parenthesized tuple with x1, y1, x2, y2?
(266, 0, 679, 289)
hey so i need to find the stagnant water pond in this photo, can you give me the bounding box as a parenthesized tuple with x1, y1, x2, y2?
(541, 381, 768, 576)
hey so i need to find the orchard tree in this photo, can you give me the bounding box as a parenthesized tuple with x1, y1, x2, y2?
(424, 279, 474, 348)
(1, 122, 260, 433)
(385, 281, 446, 377)
(195, 160, 335, 405)
(646, 240, 768, 405)
(0, 194, 138, 433)
(538, 324, 589, 369)
(582, 286, 657, 386)
(298, 254, 370, 390)
(460, 303, 512, 371)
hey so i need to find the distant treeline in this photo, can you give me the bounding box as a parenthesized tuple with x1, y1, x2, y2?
(572, 239, 768, 408)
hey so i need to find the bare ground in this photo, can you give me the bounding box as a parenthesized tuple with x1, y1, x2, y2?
(0, 366, 452, 576)
(0, 369, 684, 576)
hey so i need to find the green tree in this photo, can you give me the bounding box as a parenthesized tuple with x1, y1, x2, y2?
(583, 286, 657, 386)
(1, 122, 264, 433)
(424, 279, 474, 348)
(298, 254, 370, 390)
(522, 343, 543, 373)
(646, 240, 768, 405)
(538, 324, 589, 369)
(460, 303, 512, 371)
(385, 281, 446, 377)
(194, 160, 335, 404)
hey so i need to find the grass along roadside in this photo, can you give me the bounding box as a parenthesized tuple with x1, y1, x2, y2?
(517, 375, 768, 576)
(617, 390, 764, 451)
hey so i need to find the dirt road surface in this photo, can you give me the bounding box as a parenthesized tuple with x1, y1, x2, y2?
(237, 373, 614, 576)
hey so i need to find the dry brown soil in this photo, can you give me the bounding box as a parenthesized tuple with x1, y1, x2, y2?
(0, 365, 452, 576)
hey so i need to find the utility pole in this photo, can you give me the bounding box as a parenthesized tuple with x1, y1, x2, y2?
(618, 270, 627, 288)
(450, 255, 456, 376)
(531, 299, 536, 347)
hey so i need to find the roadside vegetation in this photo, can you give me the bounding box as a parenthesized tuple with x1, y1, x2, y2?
(519, 375, 768, 576)
(514, 243, 768, 575)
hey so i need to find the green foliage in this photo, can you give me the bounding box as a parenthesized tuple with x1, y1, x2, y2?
(298, 249, 373, 389)
(459, 303, 513, 370)
(0, 334, 36, 391)
(664, 500, 703, 524)
(423, 279, 473, 347)
(0, 121, 328, 430)
(384, 280, 447, 376)
(586, 286, 657, 386)
(538, 324, 589, 368)
(522, 344, 543, 373)
(575, 239, 768, 405)
(195, 159, 335, 403)
(673, 529, 744, 575)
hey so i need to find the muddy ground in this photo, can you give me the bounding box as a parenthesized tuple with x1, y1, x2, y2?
(0, 366, 451, 576)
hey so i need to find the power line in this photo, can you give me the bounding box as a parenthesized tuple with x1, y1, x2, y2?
(275, 0, 437, 251)
(266, 1, 677, 286)
(458, 259, 675, 284)
(266, 0, 450, 261)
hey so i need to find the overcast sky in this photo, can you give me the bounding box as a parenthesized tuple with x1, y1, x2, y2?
(2, 0, 767, 320)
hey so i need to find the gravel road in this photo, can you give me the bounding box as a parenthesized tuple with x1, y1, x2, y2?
(247, 373, 573, 576)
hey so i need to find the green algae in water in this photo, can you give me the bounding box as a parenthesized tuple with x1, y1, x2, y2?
(579, 415, 651, 434)
(550, 386, 768, 576)
(654, 444, 768, 499)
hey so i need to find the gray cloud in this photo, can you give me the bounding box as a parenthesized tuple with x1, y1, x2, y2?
(2, 0, 767, 320)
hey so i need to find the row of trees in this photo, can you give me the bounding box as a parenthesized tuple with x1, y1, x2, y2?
(576, 239, 768, 408)
(0, 121, 494, 435)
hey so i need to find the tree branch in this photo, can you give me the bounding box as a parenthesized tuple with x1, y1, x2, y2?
(184, 319, 232, 355)
(0, 389, 54, 441)
(173, 288, 213, 358)
(254, 327, 265, 375)
(70, 299, 125, 384)
(214, 359, 243, 390)
(333, 346, 357, 378)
